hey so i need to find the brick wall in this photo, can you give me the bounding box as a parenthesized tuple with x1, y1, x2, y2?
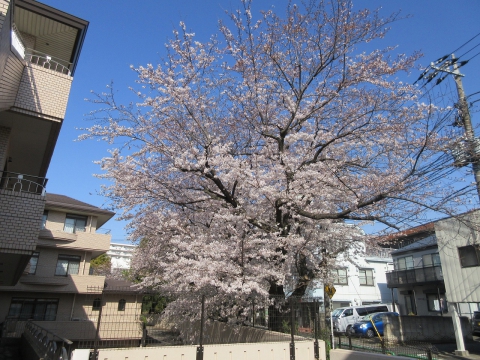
(12, 63, 72, 121)
(0, 125, 10, 170)
(0, 189, 44, 255)
(0, 0, 9, 35)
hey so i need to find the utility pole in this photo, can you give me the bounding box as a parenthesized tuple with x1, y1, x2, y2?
(430, 53, 480, 201)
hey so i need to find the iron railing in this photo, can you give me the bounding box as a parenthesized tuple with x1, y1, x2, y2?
(334, 335, 438, 360)
(24, 321, 73, 360)
(0, 171, 47, 195)
(386, 265, 443, 287)
(25, 49, 72, 75)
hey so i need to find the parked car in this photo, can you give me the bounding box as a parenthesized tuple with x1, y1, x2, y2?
(352, 312, 399, 338)
(473, 311, 480, 335)
(330, 304, 391, 334)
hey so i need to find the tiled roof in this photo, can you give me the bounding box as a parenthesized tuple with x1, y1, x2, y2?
(46, 193, 114, 216)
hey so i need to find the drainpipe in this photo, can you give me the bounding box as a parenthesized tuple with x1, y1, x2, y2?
(70, 293, 76, 320)
(437, 287, 443, 317)
(391, 288, 396, 312)
(412, 289, 418, 315)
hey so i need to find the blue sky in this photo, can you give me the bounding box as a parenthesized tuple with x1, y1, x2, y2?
(40, 0, 480, 243)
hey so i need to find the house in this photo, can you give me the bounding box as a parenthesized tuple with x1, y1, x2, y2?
(311, 242, 396, 309)
(384, 212, 480, 356)
(328, 244, 395, 309)
(108, 242, 137, 270)
(384, 222, 448, 316)
(0, 193, 144, 346)
(0, 0, 88, 286)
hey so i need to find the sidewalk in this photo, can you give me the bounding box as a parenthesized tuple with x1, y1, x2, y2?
(436, 339, 480, 360)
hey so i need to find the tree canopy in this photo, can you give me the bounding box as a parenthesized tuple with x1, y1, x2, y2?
(83, 0, 472, 318)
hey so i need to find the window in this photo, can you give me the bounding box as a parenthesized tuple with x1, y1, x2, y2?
(63, 214, 87, 233)
(427, 294, 447, 312)
(55, 255, 81, 276)
(423, 253, 441, 267)
(359, 269, 374, 286)
(92, 298, 101, 311)
(356, 307, 368, 316)
(28, 252, 39, 275)
(118, 299, 126, 311)
(458, 245, 480, 268)
(7, 298, 58, 321)
(40, 211, 48, 229)
(396, 256, 414, 270)
(333, 269, 348, 285)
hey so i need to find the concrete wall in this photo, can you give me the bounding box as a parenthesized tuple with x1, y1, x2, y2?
(384, 315, 472, 343)
(84, 341, 321, 360)
(11, 63, 72, 121)
(330, 349, 411, 360)
(435, 211, 480, 303)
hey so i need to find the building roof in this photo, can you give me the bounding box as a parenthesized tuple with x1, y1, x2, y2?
(46, 193, 115, 228)
(390, 234, 437, 256)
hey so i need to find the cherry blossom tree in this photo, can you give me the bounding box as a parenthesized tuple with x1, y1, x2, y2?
(83, 0, 472, 321)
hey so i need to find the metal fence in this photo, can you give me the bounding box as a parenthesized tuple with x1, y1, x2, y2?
(334, 335, 439, 360)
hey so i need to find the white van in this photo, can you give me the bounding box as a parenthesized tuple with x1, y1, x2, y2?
(331, 304, 391, 334)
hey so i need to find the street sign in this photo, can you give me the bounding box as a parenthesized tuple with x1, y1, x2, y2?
(324, 284, 336, 299)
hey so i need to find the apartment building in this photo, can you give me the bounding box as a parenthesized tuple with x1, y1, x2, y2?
(384, 218, 480, 318)
(0, 193, 144, 344)
(108, 242, 137, 270)
(0, 0, 88, 286)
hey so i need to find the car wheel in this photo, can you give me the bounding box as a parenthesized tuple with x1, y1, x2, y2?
(366, 329, 375, 338)
(346, 326, 354, 336)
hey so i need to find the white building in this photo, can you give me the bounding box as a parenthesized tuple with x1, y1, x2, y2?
(312, 244, 395, 309)
(107, 243, 137, 270)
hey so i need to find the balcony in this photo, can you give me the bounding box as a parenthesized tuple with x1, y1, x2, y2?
(3, 264, 106, 293)
(38, 229, 111, 254)
(0, 171, 47, 195)
(25, 49, 73, 76)
(386, 265, 444, 288)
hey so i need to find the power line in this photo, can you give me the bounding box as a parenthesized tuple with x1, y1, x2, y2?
(451, 31, 480, 55)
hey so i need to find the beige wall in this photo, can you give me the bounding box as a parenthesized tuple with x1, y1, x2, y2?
(90, 341, 320, 360)
(12, 63, 72, 121)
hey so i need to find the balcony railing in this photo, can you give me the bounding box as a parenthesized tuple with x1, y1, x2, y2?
(25, 49, 72, 75)
(386, 265, 443, 288)
(0, 171, 47, 195)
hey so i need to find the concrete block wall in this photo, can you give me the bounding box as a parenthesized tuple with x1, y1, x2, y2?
(12, 63, 72, 121)
(384, 315, 472, 343)
(0, 189, 44, 255)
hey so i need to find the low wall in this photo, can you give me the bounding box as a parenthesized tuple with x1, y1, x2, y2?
(176, 320, 306, 345)
(384, 316, 472, 343)
(82, 341, 322, 360)
(330, 349, 410, 360)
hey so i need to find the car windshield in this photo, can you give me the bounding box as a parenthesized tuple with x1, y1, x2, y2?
(332, 309, 344, 317)
(474, 313, 480, 320)
(361, 312, 381, 321)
